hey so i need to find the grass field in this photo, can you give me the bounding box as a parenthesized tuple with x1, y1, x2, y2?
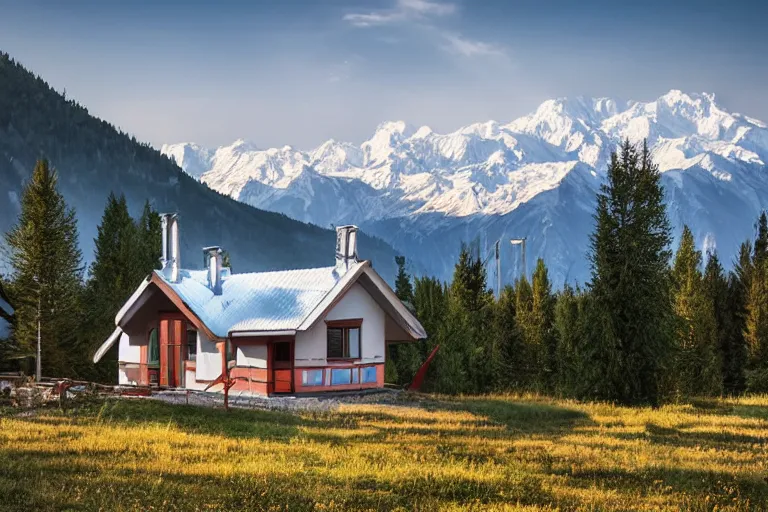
(1, 394, 767, 511)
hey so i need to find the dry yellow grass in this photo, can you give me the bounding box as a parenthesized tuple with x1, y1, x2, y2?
(0, 394, 766, 511)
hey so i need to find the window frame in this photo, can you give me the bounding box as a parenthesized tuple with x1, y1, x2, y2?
(325, 319, 363, 361)
(148, 327, 160, 367)
(186, 327, 197, 361)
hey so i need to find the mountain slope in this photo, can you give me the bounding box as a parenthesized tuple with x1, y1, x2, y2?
(0, 53, 402, 281)
(164, 90, 768, 286)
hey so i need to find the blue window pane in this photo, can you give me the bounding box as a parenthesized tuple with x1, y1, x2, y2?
(362, 366, 377, 383)
(351, 368, 359, 383)
(302, 370, 323, 386)
(331, 368, 352, 385)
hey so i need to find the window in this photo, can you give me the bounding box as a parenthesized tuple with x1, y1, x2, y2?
(326, 321, 362, 359)
(331, 368, 352, 385)
(186, 328, 197, 361)
(302, 369, 323, 386)
(148, 328, 159, 366)
(274, 342, 291, 362)
(361, 366, 377, 384)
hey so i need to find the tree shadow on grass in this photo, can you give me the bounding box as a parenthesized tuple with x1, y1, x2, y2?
(0, 449, 553, 511)
(14, 398, 305, 441)
(556, 464, 768, 509)
(687, 397, 768, 422)
(422, 396, 593, 434)
(612, 422, 767, 450)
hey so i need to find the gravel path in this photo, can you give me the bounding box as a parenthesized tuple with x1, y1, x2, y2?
(145, 387, 409, 413)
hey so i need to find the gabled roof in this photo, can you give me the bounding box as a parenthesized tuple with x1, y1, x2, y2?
(157, 262, 367, 338)
(94, 260, 426, 363)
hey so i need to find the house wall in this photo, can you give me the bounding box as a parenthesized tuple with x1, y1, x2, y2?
(295, 283, 386, 367)
(236, 344, 268, 368)
(118, 332, 146, 385)
(292, 282, 386, 394)
(196, 330, 222, 381)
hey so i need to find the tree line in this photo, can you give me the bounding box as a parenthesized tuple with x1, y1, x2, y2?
(2, 142, 768, 405)
(0, 159, 161, 381)
(388, 141, 768, 405)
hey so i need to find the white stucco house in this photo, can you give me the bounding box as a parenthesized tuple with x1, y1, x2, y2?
(93, 215, 426, 396)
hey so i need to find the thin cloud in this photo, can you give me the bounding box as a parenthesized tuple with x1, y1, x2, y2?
(442, 33, 505, 58)
(343, 0, 455, 27)
(343, 0, 505, 59)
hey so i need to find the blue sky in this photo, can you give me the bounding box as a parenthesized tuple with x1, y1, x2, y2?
(1, 0, 766, 150)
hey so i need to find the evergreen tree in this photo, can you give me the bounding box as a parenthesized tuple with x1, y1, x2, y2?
(387, 256, 421, 385)
(671, 226, 721, 396)
(394, 256, 414, 304)
(5, 159, 83, 377)
(136, 200, 162, 275)
(723, 241, 752, 394)
(586, 140, 673, 405)
(703, 252, 744, 394)
(514, 275, 537, 388)
(428, 244, 495, 394)
(744, 221, 768, 391)
(495, 283, 525, 390)
(81, 193, 141, 380)
(411, 276, 450, 392)
(554, 284, 586, 396)
(531, 259, 557, 391)
(221, 250, 232, 271)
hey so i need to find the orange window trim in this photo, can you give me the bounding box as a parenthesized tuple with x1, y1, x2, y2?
(325, 318, 363, 328)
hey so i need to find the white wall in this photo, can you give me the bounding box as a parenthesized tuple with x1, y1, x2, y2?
(295, 283, 385, 367)
(196, 330, 222, 381)
(236, 344, 268, 368)
(185, 370, 210, 390)
(118, 332, 142, 363)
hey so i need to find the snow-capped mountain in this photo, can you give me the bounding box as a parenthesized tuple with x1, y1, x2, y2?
(162, 90, 768, 287)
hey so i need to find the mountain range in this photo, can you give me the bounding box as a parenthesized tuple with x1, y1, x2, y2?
(163, 90, 768, 286)
(0, 53, 402, 281)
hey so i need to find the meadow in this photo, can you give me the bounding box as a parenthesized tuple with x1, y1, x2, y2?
(0, 394, 766, 511)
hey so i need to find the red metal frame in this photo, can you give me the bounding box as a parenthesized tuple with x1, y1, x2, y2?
(408, 344, 440, 391)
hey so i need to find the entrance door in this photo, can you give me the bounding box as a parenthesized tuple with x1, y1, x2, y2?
(271, 341, 293, 393)
(159, 317, 184, 387)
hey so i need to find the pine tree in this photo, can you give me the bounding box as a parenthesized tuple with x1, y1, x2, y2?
(554, 284, 586, 396)
(136, 200, 162, 276)
(387, 256, 421, 385)
(394, 256, 414, 305)
(514, 275, 537, 388)
(703, 252, 744, 394)
(671, 226, 721, 396)
(5, 159, 83, 378)
(744, 214, 768, 391)
(724, 242, 752, 394)
(531, 259, 557, 391)
(411, 276, 449, 392)
(495, 283, 525, 390)
(586, 140, 673, 405)
(431, 244, 495, 394)
(81, 193, 141, 380)
(221, 250, 232, 272)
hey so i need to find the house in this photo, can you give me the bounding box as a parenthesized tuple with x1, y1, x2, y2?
(93, 214, 426, 396)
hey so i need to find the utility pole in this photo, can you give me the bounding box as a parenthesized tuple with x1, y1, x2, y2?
(510, 238, 527, 281)
(35, 277, 41, 382)
(495, 240, 501, 299)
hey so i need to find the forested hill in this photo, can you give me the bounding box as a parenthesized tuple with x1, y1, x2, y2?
(0, 53, 401, 280)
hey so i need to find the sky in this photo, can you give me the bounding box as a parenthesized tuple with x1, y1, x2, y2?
(1, 0, 767, 151)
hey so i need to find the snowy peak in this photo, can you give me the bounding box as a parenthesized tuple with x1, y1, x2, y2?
(161, 142, 214, 179)
(161, 90, 768, 225)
